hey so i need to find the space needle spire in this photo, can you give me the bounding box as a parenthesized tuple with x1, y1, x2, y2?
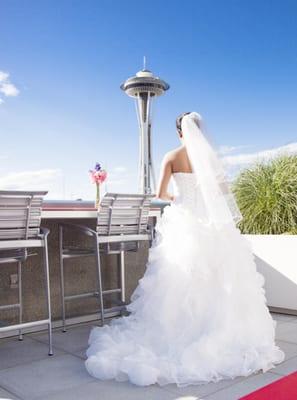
(120, 60, 170, 194)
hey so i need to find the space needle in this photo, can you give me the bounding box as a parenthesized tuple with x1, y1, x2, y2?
(121, 58, 169, 194)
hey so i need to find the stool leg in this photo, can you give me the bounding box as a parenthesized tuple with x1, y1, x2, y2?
(59, 226, 66, 332)
(94, 241, 104, 326)
(43, 239, 53, 356)
(18, 261, 23, 341)
(119, 251, 126, 303)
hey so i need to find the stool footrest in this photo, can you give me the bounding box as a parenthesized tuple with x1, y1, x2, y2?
(62, 248, 95, 259)
(0, 303, 20, 311)
(65, 292, 96, 301)
(64, 288, 122, 302)
(0, 319, 50, 334)
(103, 288, 122, 295)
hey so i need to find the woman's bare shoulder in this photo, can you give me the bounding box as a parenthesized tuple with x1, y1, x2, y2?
(163, 146, 184, 160)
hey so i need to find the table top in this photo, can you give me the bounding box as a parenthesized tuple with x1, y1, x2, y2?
(41, 201, 163, 219)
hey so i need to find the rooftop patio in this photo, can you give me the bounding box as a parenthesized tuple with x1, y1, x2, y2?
(0, 312, 296, 400)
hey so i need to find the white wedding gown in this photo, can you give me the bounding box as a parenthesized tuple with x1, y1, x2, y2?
(85, 172, 285, 387)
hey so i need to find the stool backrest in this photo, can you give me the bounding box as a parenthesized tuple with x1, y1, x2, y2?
(97, 193, 154, 236)
(0, 190, 48, 240)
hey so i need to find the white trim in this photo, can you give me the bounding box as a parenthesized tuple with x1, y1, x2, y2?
(0, 239, 43, 249)
(41, 209, 161, 220)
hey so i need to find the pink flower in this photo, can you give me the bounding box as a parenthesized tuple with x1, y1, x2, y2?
(89, 167, 107, 185)
(97, 169, 107, 183)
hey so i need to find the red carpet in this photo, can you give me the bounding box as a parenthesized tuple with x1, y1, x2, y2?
(239, 371, 297, 400)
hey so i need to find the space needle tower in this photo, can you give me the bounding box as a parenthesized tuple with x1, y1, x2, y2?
(121, 58, 169, 194)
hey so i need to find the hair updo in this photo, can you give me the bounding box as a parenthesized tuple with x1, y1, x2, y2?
(176, 112, 191, 134)
(176, 111, 203, 134)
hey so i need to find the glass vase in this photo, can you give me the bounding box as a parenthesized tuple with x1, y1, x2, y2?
(95, 183, 100, 209)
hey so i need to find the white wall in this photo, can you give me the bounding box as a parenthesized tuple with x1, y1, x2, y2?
(245, 234, 297, 312)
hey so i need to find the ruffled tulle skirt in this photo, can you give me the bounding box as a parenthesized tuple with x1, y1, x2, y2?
(85, 203, 285, 387)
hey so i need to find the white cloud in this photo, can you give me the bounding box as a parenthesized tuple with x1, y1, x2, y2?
(107, 166, 133, 185)
(218, 145, 249, 156)
(0, 70, 19, 103)
(0, 169, 61, 193)
(113, 166, 127, 173)
(106, 179, 127, 186)
(0, 82, 19, 97)
(222, 142, 297, 167)
(0, 71, 9, 82)
(104, 167, 137, 193)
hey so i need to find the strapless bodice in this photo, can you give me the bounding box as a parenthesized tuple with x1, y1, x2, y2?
(171, 172, 204, 213)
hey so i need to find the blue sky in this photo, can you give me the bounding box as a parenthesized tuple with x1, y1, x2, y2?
(1, 0, 297, 199)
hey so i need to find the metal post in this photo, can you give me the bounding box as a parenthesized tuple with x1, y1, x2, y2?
(18, 261, 23, 341)
(94, 239, 105, 326)
(43, 236, 53, 356)
(119, 251, 126, 303)
(59, 226, 66, 332)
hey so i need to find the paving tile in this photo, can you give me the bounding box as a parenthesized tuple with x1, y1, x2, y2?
(203, 372, 281, 399)
(0, 336, 64, 370)
(0, 316, 295, 400)
(35, 380, 181, 400)
(269, 355, 297, 376)
(161, 338, 295, 398)
(31, 323, 93, 356)
(72, 348, 87, 360)
(275, 321, 297, 343)
(0, 386, 21, 399)
(163, 376, 245, 398)
(0, 354, 94, 400)
(276, 339, 297, 361)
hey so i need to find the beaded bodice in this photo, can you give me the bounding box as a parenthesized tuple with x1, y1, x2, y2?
(171, 172, 203, 213)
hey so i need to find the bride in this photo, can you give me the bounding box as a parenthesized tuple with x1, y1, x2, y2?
(85, 111, 285, 387)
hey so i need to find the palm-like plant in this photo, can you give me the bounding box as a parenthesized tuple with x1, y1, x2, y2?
(232, 155, 297, 234)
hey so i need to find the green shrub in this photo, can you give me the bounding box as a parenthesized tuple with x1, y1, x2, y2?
(232, 155, 297, 234)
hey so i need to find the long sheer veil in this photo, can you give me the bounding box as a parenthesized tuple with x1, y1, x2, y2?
(181, 112, 243, 228)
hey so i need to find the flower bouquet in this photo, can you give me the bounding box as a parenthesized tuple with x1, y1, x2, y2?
(89, 162, 107, 209)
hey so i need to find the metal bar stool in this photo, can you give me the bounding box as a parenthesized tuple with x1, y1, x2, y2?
(59, 192, 154, 330)
(0, 190, 53, 355)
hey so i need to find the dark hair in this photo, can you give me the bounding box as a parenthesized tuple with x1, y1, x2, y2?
(176, 112, 191, 134)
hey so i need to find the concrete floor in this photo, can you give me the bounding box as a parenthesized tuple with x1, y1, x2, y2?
(0, 312, 296, 400)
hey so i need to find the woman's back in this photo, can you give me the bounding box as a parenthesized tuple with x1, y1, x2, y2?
(156, 146, 193, 200)
(167, 146, 193, 174)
